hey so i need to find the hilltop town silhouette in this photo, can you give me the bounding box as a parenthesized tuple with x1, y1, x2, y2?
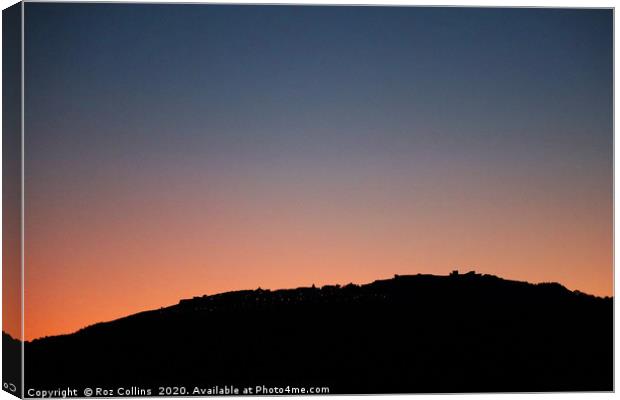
(8, 271, 613, 394)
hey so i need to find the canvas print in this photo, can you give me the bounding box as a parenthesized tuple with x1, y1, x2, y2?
(2, 2, 613, 398)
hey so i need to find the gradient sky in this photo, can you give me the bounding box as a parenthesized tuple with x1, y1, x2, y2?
(22, 4, 612, 340)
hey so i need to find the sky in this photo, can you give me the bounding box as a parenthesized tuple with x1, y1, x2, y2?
(3, 2, 22, 340)
(18, 4, 612, 341)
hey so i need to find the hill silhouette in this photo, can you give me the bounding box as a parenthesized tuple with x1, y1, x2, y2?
(2, 332, 21, 397)
(22, 272, 612, 394)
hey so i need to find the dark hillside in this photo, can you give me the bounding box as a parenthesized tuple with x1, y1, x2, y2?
(24, 272, 613, 394)
(2, 332, 21, 397)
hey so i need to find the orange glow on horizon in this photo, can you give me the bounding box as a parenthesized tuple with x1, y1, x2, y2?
(22, 163, 612, 341)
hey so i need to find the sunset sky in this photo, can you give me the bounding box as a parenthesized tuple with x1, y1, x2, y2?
(19, 4, 612, 340)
